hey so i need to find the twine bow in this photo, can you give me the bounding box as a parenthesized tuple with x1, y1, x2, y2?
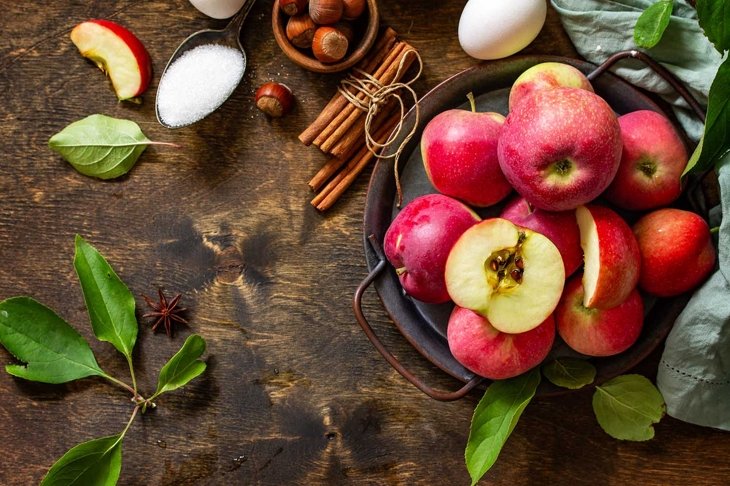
(337, 49, 423, 207)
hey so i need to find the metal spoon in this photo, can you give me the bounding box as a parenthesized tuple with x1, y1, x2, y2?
(155, 0, 256, 128)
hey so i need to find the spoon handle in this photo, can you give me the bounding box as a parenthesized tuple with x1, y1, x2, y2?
(228, 0, 257, 35)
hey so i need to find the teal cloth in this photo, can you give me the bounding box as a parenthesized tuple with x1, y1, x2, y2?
(550, 0, 729, 430)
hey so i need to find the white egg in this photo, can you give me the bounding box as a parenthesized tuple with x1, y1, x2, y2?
(458, 0, 547, 60)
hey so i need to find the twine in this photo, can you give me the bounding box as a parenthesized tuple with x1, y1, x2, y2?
(338, 48, 423, 207)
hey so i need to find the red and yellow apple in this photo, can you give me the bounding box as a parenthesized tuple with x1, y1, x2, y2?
(447, 306, 555, 380)
(70, 19, 152, 100)
(508, 61, 593, 110)
(384, 194, 480, 303)
(633, 208, 716, 297)
(445, 218, 565, 334)
(556, 275, 643, 357)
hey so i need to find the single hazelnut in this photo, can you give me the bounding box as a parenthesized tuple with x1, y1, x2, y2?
(309, 0, 343, 25)
(312, 26, 349, 63)
(286, 13, 317, 49)
(280, 0, 308, 16)
(342, 0, 365, 20)
(255, 82, 294, 118)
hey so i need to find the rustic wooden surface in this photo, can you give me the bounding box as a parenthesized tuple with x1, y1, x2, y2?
(0, 1, 728, 485)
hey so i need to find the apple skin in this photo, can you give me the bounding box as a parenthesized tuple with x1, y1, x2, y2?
(70, 19, 152, 100)
(577, 205, 641, 309)
(447, 306, 555, 380)
(384, 194, 480, 303)
(421, 109, 512, 207)
(500, 196, 582, 277)
(509, 62, 593, 110)
(556, 275, 643, 357)
(632, 208, 716, 297)
(604, 110, 688, 210)
(498, 87, 622, 211)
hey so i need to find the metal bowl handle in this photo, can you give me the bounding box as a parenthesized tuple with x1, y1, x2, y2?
(353, 234, 484, 401)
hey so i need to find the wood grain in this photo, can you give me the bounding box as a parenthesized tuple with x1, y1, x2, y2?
(0, 1, 727, 485)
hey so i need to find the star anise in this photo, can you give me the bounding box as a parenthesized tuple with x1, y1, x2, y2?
(143, 289, 188, 337)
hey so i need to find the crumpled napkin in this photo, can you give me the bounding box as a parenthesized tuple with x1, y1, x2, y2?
(550, 0, 729, 430)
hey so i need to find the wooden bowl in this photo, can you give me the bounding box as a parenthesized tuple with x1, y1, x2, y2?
(272, 0, 380, 74)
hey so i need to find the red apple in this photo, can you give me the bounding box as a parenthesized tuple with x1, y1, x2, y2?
(500, 196, 582, 276)
(576, 205, 640, 309)
(448, 306, 555, 380)
(70, 19, 152, 100)
(556, 274, 643, 357)
(384, 194, 480, 303)
(604, 110, 688, 210)
(445, 218, 565, 333)
(421, 108, 511, 207)
(509, 61, 593, 110)
(633, 208, 716, 297)
(498, 87, 622, 211)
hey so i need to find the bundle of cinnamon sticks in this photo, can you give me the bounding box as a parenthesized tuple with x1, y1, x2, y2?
(300, 28, 419, 211)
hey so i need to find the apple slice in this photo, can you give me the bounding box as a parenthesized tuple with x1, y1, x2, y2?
(576, 205, 640, 309)
(445, 218, 565, 334)
(70, 19, 152, 100)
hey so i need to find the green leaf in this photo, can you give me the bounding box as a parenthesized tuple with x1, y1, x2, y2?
(696, 0, 730, 53)
(0, 297, 104, 384)
(74, 235, 137, 360)
(542, 358, 596, 390)
(41, 434, 123, 486)
(592, 374, 665, 441)
(153, 334, 207, 398)
(634, 0, 674, 49)
(48, 114, 151, 179)
(686, 58, 730, 174)
(682, 135, 703, 177)
(465, 369, 540, 486)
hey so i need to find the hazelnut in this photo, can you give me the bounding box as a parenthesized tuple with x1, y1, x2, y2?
(312, 26, 349, 63)
(286, 13, 317, 49)
(280, 0, 308, 16)
(255, 82, 294, 118)
(309, 0, 343, 25)
(342, 0, 365, 20)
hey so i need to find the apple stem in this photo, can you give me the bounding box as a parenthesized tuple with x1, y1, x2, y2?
(710, 226, 720, 234)
(466, 92, 477, 113)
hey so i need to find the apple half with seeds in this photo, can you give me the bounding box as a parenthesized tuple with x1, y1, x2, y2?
(445, 218, 565, 334)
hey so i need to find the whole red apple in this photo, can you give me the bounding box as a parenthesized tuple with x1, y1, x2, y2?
(632, 208, 716, 297)
(447, 306, 555, 380)
(384, 194, 480, 304)
(498, 87, 622, 211)
(509, 61, 593, 110)
(500, 196, 582, 276)
(421, 108, 511, 207)
(604, 110, 688, 210)
(556, 275, 643, 357)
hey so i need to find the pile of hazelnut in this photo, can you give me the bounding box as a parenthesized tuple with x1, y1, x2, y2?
(281, 0, 367, 64)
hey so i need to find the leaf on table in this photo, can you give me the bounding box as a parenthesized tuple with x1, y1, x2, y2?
(465, 368, 540, 486)
(0, 297, 104, 384)
(696, 0, 730, 53)
(592, 374, 665, 441)
(74, 235, 137, 360)
(634, 0, 674, 49)
(48, 114, 151, 179)
(685, 58, 730, 175)
(41, 434, 123, 486)
(542, 358, 596, 390)
(153, 334, 207, 398)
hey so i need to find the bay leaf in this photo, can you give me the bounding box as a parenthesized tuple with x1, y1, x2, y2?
(41, 434, 123, 486)
(153, 334, 207, 399)
(592, 374, 665, 441)
(543, 358, 596, 390)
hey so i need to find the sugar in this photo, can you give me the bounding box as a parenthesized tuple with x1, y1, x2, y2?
(157, 44, 245, 128)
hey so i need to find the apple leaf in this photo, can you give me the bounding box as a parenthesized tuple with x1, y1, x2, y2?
(152, 334, 207, 399)
(633, 0, 674, 49)
(465, 369, 540, 486)
(41, 434, 123, 486)
(696, 0, 730, 53)
(542, 358, 596, 390)
(592, 374, 665, 441)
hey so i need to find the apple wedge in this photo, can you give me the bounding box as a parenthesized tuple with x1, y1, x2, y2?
(576, 205, 640, 309)
(445, 218, 565, 334)
(70, 19, 152, 100)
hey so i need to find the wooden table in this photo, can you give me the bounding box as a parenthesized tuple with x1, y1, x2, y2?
(1, 1, 728, 484)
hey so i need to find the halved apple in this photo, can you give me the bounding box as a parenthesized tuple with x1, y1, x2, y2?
(70, 19, 152, 101)
(445, 218, 565, 334)
(576, 205, 640, 309)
